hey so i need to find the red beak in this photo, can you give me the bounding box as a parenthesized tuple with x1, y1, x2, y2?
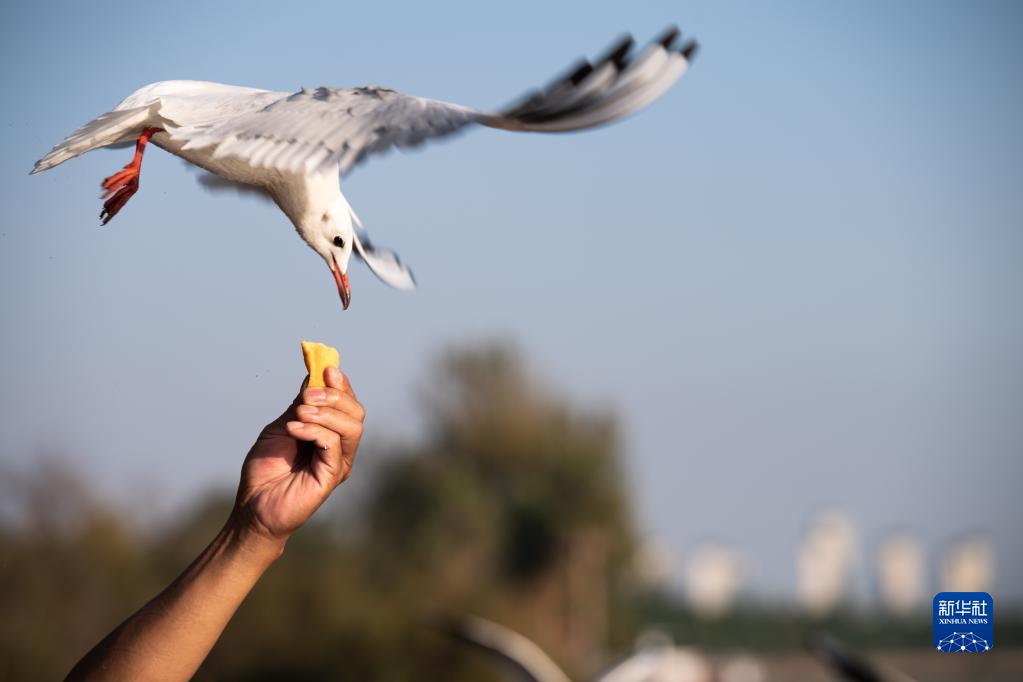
(331, 256, 351, 310)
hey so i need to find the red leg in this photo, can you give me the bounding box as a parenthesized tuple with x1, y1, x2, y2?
(100, 127, 163, 225)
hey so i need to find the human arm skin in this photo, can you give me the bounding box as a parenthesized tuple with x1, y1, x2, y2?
(66, 366, 365, 681)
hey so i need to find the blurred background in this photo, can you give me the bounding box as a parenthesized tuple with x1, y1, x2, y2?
(1, 1, 1021, 680)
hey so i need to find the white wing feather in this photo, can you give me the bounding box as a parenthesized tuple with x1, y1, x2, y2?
(31, 103, 163, 174)
(31, 81, 287, 174)
(353, 230, 416, 291)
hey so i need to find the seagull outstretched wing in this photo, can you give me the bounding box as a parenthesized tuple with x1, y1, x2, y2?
(168, 27, 696, 176)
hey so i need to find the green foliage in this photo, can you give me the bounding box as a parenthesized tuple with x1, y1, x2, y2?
(0, 464, 165, 681)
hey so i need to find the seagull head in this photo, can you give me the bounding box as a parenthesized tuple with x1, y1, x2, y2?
(293, 194, 416, 311)
(307, 211, 355, 310)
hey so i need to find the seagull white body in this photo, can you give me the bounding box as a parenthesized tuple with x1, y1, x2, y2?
(32, 28, 697, 309)
(124, 82, 358, 232)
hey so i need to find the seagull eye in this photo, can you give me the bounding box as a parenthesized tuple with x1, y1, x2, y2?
(333, 236, 345, 248)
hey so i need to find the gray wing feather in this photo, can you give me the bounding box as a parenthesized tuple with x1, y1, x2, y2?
(172, 87, 478, 175)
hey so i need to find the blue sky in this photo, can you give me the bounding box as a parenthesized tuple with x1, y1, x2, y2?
(2, 0, 1021, 603)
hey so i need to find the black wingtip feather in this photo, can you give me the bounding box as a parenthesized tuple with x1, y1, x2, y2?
(596, 34, 635, 71)
(657, 25, 681, 51)
(568, 61, 594, 85)
(681, 40, 699, 61)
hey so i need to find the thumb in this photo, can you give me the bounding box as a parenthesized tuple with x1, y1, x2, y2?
(265, 376, 309, 431)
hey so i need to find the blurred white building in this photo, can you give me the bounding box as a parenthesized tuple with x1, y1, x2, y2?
(797, 510, 857, 615)
(940, 535, 994, 592)
(684, 544, 743, 617)
(876, 533, 925, 615)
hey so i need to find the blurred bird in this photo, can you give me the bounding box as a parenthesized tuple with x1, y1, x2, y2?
(430, 613, 715, 682)
(807, 634, 918, 682)
(31, 27, 697, 310)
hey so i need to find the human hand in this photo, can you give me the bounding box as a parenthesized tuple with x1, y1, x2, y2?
(231, 366, 365, 544)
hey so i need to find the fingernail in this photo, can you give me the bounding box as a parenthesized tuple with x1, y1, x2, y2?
(327, 367, 342, 383)
(306, 388, 326, 402)
(297, 405, 318, 417)
(287, 421, 305, 430)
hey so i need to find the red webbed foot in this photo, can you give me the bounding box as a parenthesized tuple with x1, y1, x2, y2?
(97, 126, 163, 225)
(100, 171, 140, 225)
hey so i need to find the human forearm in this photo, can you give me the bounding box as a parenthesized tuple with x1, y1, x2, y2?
(66, 517, 285, 681)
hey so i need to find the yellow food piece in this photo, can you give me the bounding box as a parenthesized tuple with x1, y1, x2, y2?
(301, 340, 340, 388)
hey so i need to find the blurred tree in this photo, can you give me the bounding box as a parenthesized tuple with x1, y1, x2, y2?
(0, 461, 162, 681)
(362, 343, 636, 677)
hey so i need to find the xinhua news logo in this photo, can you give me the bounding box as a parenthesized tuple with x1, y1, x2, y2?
(933, 592, 994, 653)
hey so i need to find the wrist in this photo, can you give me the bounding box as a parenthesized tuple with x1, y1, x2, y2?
(222, 512, 288, 566)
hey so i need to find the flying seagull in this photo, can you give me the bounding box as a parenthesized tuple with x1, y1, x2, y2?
(32, 27, 697, 310)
